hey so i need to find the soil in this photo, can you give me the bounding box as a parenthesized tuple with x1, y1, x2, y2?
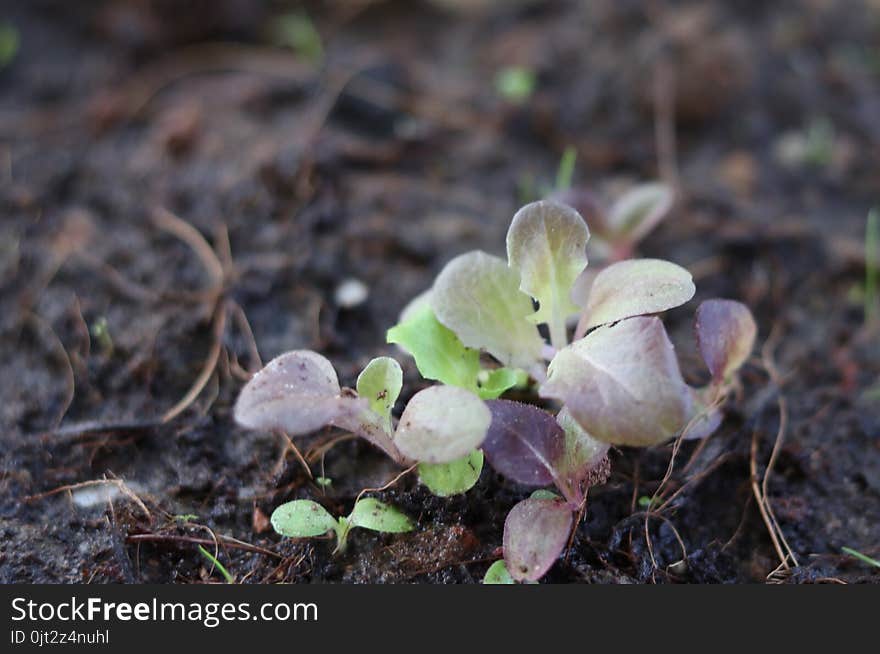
(1, 0, 878, 584)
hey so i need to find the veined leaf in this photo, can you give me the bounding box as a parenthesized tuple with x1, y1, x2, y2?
(503, 498, 573, 582)
(418, 450, 484, 496)
(582, 258, 695, 330)
(348, 498, 414, 533)
(394, 386, 491, 463)
(387, 303, 481, 390)
(541, 317, 692, 447)
(695, 299, 757, 383)
(506, 201, 590, 347)
(431, 251, 544, 370)
(356, 357, 403, 431)
(483, 559, 516, 584)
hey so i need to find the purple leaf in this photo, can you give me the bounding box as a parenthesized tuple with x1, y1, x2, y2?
(695, 299, 757, 383)
(482, 400, 565, 488)
(503, 498, 573, 582)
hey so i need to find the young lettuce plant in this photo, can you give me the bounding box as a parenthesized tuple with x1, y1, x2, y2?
(389, 198, 757, 582)
(234, 351, 492, 497)
(270, 497, 414, 553)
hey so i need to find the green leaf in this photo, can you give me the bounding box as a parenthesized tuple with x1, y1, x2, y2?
(394, 386, 491, 463)
(270, 500, 340, 538)
(387, 303, 481, 390)
(582, 258, 695, 330)
(476, 367, 525, 400)
(495, 66, 535, 103)
(431, 251, 544, 370)
(529, 489, 561, 501)
(483, 559, 516, 584)
(418, 450, 484, 496)
(507, 201, 590, 348)
(356, 357, 403, 430)
(348, 498, 414, 533)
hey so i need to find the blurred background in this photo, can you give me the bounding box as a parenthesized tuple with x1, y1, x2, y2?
(1, 0, 877, 583)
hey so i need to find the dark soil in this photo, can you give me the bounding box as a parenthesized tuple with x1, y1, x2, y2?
(1, 0, 878, 584)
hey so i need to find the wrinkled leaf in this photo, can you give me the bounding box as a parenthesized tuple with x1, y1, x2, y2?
(482, 400, 565, 488)
(348, 498, 414, 533)
(234, 350, 361, 434)
(356, 357, 402, 430)
(582, 259, 695, 330)
(387, 302, 480, 390)
(270, 500, 339, 538)
(506, 201, 590, 345)
(606, 182, 673, 242)
(503, 498, 573, 582)
(483, 559, 515, 584)
(695, 299, 757, 383)
(394, 386, 491, 463)
(541, 317, 693, 447)
(431, 251, 543, 369)
(418, 450, 484, 496)
(477, 367, 526, 400)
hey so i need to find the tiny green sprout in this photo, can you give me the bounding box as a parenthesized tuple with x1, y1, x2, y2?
(495, 66, 536, 104)
(271, 498, 414, 554)
(0, 22, 19, 70)
(554, 146, 577, 192)
(90, 316, 113, 354)
(197, 545, 235, 584)
(174, 514, 199, 522)
(841, 546, 880, 569)
(315, 477, 333, 488)
(271, 12, 323, 63)
(483, 559, 515, 584)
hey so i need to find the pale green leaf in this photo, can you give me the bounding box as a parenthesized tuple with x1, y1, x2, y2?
(541, 317, 692, 447)
(418, 450, 484, 496)
(483, 559, 515, 584)
(387, 303, 481, 390)
(583, 258, 695, 330)
(270, 500, 339, 538)
(394, 386, 491, 463)
(356, 357, 403, 430)
(431, 251, 544, 369)
(506, 201, 590, 346)
(476, 367, 525, 400)
(348, 498, 414, 533)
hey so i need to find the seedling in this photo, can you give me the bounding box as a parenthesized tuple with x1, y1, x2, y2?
(270, 497, 414, 553)
(386, 198, 757, 580)
(495, 66, 536, 104)
(235, 351, 493, 496)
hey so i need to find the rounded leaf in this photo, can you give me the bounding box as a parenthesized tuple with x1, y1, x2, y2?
(695, 299, 757, 382)
(356, 357, 403, 426)
(583, 258, 695, 330)
(541, 317, 692, 447)
(394, 386, 491, 463)
(483, 560, 515, 584)
(419, 450, 484, 496)
(506, 200, 590, 328)
(482, 400, 565, 487)
(270, 500, 339, 538)
(348, 498, 414, 533)
(234, 350, 354, 435)
(503, 498, 573, 582)
(431, 251, 544, 369)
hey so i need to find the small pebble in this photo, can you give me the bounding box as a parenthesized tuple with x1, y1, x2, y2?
(334, 278, 369, 308)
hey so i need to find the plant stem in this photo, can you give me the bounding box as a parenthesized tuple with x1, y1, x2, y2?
(548, 311, 568, 352)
